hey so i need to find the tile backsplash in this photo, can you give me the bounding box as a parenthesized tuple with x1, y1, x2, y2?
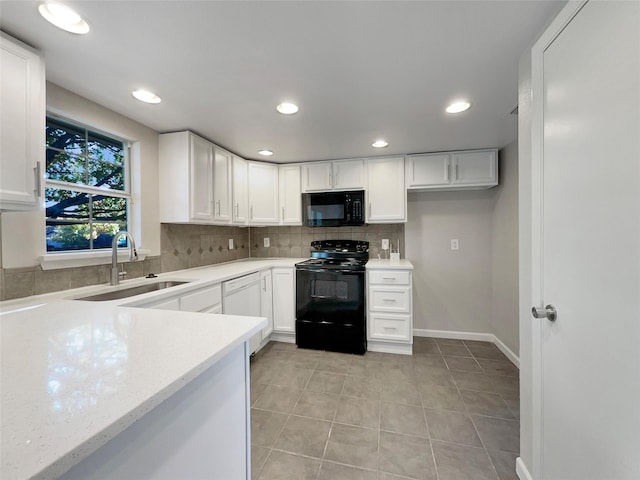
(160, 223, 249, 272)
(249, 224, 405, 259)
(0, 223, 403, 301)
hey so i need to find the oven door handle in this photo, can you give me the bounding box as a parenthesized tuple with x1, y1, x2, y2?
(296, 267, 362, 274)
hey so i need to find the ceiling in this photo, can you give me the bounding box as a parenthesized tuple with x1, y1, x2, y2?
(0, 1, 564, 163)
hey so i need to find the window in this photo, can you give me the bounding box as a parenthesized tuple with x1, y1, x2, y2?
(45, 117, 130, 252)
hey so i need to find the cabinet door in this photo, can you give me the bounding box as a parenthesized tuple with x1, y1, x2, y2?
(279, 165, 301, 224)
(301, 162, 333, 192)
(367, 157, 406, 223)
(406, 153, 450, 188)
(232, 156, 248, 224)
(189, 135, 214, 221)
(148, 297, 181, 311)
(260, 270, 274, 338)
(451, 150, 497, 187)
(248, 162, 279, 224)
(272, 267, 295, 333)
(333, 159, 365, 190)
(213, 148, 232, 223)
(0, 33, 44, 211)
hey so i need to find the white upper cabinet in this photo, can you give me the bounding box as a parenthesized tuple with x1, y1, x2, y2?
(0, 33, 45, 212)
(279, 164, 302, 225)
(190, 135, 215, 221)
(248, 161, 279, 225)
(451, 150, 497, 187)
(213, 148, 232, 223)
(366, 156, 406, 223)
(406, 149, 498, 190)
(301, 162, 333, 191)
(406, 153, 450, 187)
(232, 156, 249, 224)
(301, 159, 365, 192)
(159, 131, 215, 223)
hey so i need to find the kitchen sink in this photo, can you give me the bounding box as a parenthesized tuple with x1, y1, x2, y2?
(74, 281, 189, 302)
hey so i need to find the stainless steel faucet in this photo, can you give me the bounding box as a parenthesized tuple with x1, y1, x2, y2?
(111, 231, 138, 286)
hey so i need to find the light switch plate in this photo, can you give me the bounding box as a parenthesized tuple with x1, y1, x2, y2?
(451, 239, 459, 251)
(229, 238, 234, 250)
(264, 237, 270, 248)
(381, 239, 389, 250)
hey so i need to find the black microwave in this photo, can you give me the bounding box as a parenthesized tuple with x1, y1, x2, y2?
(302, 190, 365, 227)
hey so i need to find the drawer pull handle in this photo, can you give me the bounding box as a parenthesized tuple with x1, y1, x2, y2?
(382, 277, 396, 280)
(383, 326, 397, 331)
(382, 298, 396, 302)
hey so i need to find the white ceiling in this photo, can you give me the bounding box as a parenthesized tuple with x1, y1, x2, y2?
(0, 1, 564, 163)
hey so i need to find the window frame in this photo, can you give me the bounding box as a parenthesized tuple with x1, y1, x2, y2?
(44, 114, 133, 253)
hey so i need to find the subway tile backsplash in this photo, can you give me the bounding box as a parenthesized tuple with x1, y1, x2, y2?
(0, 223, 403, 301)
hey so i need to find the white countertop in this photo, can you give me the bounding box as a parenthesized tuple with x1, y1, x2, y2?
(0, 257, 303, 480)
(366, 258, 414, 270)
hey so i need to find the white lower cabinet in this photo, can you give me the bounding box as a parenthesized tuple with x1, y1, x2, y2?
(260, 269, 274, 339)
(272, 267, 295, 335)
(366, 261, 413, 354)
(180, 283, 222, 313)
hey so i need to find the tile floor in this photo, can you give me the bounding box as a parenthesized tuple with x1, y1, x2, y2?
(250, 336, 519, 480)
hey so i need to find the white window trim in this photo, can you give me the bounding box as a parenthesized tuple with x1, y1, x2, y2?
(43, 113, 140, 265)
(39, 249, 150, 270)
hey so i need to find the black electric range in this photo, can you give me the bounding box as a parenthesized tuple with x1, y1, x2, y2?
(295, 240, 369, 354)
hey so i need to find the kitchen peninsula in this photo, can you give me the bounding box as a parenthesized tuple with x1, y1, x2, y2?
(0, 259, 306, 480)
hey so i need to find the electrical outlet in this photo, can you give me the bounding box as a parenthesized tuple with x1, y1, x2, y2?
(381, 239, 389, 250)
(451, 239, 459, 251)
(264, 237, 270, 248)
(229, 238, 234, 250)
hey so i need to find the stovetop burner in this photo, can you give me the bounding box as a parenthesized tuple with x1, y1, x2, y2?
(296, 240, 369, 271)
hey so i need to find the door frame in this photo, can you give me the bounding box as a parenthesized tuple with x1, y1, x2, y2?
(521, 2, 588, 479)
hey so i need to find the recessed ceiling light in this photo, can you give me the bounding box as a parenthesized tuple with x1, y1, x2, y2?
(372, 139, 389, 148)
(258, 150, 274, 156)
(445, 101, 471, 114)
(132, 90, 162, 104)
(276, 102, 299, 115)
(38, 2, 90, 34)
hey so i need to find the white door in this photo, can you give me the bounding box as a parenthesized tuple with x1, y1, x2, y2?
(532, 2, 640, 478)
(279, 164, 301, 224)
(366, 156, 406, 223)
(189, 135, 214, 221)
(302, 162, 332, 191)
(213, 148, 232, 223)
(248, 162, 279, 224)
(232, 156, 248, 224)
(332, 159, 364, 190)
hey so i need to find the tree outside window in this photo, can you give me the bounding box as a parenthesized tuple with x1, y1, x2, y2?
(45, 117, 130, 252)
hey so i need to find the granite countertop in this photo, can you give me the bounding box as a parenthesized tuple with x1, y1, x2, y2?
(0, 257, 304, 480)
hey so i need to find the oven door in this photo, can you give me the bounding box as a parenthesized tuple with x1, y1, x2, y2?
(295, 267, 365, 325)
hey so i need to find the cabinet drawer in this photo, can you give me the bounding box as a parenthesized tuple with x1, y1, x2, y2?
(369, 287, 410, 312)
(368, 270, 410, 285)
(180, 284, 222, 312)
(370, 314, 411, 341)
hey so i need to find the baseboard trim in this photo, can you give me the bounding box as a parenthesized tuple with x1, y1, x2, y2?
(269, 332, 295, 344)
(413, 328, 520, 368)
(516, 457, 533, 480)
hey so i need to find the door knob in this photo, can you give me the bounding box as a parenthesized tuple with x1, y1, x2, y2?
(531, 304, 557, 322)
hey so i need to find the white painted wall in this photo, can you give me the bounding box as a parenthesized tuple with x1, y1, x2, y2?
(491, 141, 519, 355)
(406, 189, 495, 335)
(518, 43, 534, 477)
(0, 83, 160, 268)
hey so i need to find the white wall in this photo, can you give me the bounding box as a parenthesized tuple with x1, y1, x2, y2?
(1, 83, 160, 268)
(405, 189, 495, 335)
(518, 43, 534, 476)
(491, 141, 519, 355)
